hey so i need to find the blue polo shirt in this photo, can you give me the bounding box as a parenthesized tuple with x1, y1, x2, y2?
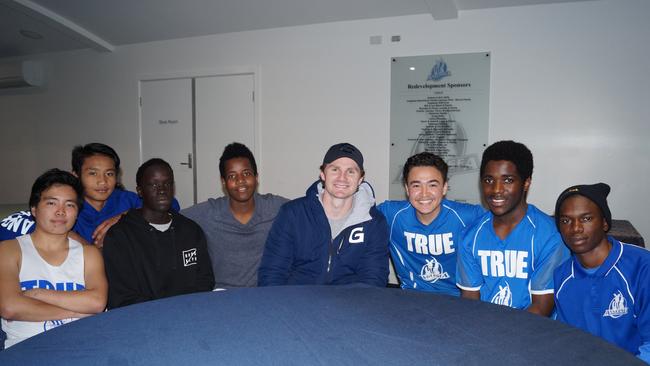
(456, 204, 569, 310)
(378, 199, 484, 295)
(555, 237, 650, 361)
(0, 189, 180, 243)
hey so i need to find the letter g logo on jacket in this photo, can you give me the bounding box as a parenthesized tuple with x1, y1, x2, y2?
(349, 227, 365, 244)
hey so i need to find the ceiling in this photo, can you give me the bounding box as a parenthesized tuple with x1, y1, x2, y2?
(0, 0, 596, 59)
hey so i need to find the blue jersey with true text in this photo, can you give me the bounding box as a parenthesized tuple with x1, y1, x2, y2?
(378, 199, 484, 295)
(456, 204, 569, 310)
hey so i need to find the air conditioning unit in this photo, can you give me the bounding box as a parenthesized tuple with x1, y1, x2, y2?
(0, 60, 45, 89)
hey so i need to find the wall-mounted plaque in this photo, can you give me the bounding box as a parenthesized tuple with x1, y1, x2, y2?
(390, 52, 490, 203)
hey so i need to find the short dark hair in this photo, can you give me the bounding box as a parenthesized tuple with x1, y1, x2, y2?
(136, 158, 173, 187)
(71, 143, 121, 176)
(480, 140, 533, 181)
(219, 143, 258, 179)
(29, 169, 84, 209)
(402, 152, 449, 184)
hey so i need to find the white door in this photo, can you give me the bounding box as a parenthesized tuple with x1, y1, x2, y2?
(140, 78, 194, 208)
(195, 74, 255, 202)
(140, 74, 256, 208)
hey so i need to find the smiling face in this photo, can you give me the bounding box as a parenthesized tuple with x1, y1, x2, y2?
(319, 157, 363, 201)
(137, 164, 175, 215)
(221, 157, 258, 203)
(31, 184, 80, 236)
(558, 195, 609, 257)
(405, 166, 448, 225)
(481, 160, 530, 220)
(77, 154, 117, 211)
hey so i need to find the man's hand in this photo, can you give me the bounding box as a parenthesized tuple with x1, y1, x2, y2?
(92, 212, 126, 248)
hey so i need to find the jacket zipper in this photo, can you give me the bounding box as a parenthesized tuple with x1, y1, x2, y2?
(327, 238, 344, 273)
(327, 238, 333, 273)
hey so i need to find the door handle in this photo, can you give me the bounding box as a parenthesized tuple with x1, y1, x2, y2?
(180, 153, 193, 169)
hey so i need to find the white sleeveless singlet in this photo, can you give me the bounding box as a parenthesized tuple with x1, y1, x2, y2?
(1, 234, 85, 348)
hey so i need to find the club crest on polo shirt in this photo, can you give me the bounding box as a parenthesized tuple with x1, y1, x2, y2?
(420, 257, 449, 283)
(182, 248, 197, 267)
(491, 282, 513, 307)
(603, 290, 629, 319)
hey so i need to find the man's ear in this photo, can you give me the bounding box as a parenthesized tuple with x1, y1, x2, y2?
(523, 177, 532, 193)
(442, 181, 449, 196)
(603, 219, 610, 232)
(136, 186, 143, 197)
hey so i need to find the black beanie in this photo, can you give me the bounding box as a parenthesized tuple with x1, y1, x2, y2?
(554, 183, 612, 231)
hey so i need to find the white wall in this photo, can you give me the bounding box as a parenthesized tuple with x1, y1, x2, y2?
(0, 0, 648, 241)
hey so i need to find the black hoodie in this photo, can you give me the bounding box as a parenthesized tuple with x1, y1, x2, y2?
(103, 209, 215, 309)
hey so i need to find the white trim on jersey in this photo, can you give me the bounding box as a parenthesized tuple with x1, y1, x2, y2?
(388, 204, 411, 267)
(471, 218, 491, 256)
(526, 215, 536, 272)
(555, 263, 575, 299)
(443, 204, 468, 227)
(456, 283, 482, 291)
(530, 234, 536, 272)
(531, 288, 555, 295)
(526, 215, 536, 228)
(604, 243, 624, 277)
(388, 204, 411, 243)
(391, 243, 406, 266)
(613, 265, 635, 305)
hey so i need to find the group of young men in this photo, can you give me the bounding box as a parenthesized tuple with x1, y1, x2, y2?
(0, 140, 648, 362)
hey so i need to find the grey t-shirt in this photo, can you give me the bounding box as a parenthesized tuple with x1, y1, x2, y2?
(328, 213, 350, 239)
(181, 193, 288, 288)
